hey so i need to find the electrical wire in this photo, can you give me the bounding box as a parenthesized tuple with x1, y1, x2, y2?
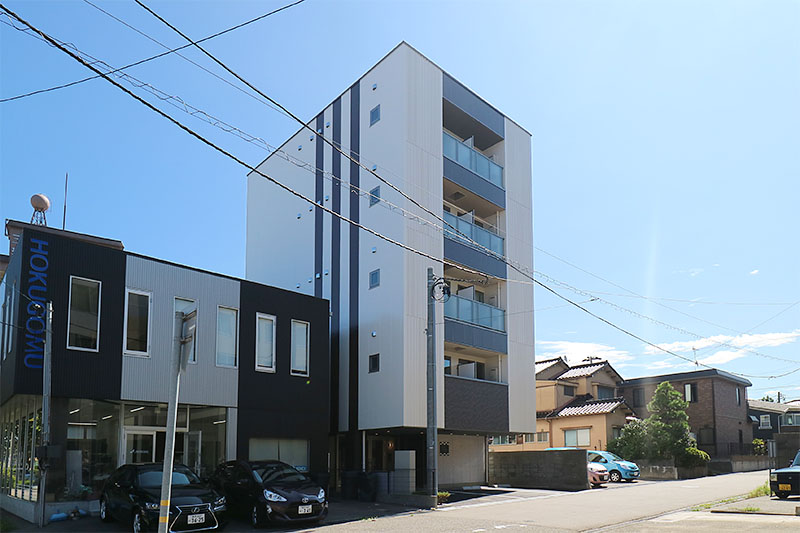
(2, 3, 798, 381)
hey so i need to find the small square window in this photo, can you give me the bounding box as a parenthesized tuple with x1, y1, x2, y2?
(369, 353, 380, 373)
(369, 186, 381, 207)
(439, 441, 450, 456)
(369, 269, 380, 289)
(370, 105, 380, 126)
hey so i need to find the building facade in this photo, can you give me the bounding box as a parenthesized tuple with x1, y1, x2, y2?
(0, 221, 329, 521)
(618, 369, 752, 458)
(245, 42, 536, 488)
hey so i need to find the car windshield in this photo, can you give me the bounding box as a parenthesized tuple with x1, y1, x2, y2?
(252, 463, 307, 484)
(137, 466, 202, 488)
(606, 452, 623, 461)
(794, 451, 800, 466)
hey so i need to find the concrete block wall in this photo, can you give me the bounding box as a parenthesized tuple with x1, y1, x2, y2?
(488, 450, 588, 491)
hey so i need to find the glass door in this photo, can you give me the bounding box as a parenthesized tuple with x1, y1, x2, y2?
(185, 431, 202, 476)
(124, 430, 156, 464)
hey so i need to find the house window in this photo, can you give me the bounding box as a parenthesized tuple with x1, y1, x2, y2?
(536, 431, 549, 442)
(291, 320, 310, 376)
(564, 428, 590, 447)
(633, 388, 645, 407)
(597, 386, 615, 399)
(369, 186, 381, 207)
(444, 356, 451, 375)
(684, 383, 698, 403)
(216, 306, 238, 367)
(369, 104, 380, 126)
(475, 290, 485, 303)
(759, 415, 771, 429)
(369, 353, 380, 373)
(698, 427, 715, 445)
(67, 276, 101, 351)
(175, 297, 197, 363)
(124, 289, 150, 355)
(255, 313, 276, 372)
(612, 427, 622, 440)
(563, 385, 576, 397)
(369, 269, 380, 289)
(736, 387, 741, 406)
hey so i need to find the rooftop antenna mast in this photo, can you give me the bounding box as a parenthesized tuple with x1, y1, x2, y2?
(30, 193, 50, 226)
(583, 356, 603, 364)
(62, 172, 68, 230)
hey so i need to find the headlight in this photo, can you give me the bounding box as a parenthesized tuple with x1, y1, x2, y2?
(318, 488, 325, 500)
(144, 502, 160, 510)
(213, 496, 226, 506)
(770, 473, 777, 481)
(264, 489, 287, 502)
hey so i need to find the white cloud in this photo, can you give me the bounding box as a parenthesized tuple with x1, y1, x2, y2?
(698, 350, 747, 365)
(644, 329, 800, 355)
(750, 269, 759, 275)
(536, 340, 634, 366)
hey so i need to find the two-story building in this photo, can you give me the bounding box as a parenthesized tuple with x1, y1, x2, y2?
(618, 369, 752, 458)
(0, 220, 330, 522)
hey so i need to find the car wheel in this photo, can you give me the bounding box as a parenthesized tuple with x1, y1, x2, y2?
(251, 504, 262, 528)
(100, 496, 113, 522)
(131, 510, 145, 533)
(775, 491, 790, 500)
(609, 470, 622, 483)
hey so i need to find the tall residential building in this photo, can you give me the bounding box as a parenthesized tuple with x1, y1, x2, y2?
(246, 42, 535, 488)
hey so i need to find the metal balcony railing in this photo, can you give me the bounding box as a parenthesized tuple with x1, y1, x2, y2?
(443, 131, 504, 189)
(444, 293, 506, 332)
(443, 211, 504, 257)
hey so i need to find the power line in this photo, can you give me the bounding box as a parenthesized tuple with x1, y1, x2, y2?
(0, 0, 305, 104)
(4, 4, 798, 381)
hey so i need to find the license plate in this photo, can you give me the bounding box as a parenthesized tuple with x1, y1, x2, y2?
(187, 514, 205, 525)
(298, 504, 313, 515)
(778, 483, 792, 491)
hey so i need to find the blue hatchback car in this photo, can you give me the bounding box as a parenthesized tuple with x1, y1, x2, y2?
(588, 451, 640, 482)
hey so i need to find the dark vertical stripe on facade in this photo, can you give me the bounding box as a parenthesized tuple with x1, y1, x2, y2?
(314, 114, 324, 298)
(330, 98, 342, 433)
(348, 82, 360, 433)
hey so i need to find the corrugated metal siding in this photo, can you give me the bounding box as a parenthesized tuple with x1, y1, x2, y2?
(121, 256, 239, 407)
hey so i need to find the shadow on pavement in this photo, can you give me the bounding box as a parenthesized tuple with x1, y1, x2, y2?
(443, 488, 517, 504)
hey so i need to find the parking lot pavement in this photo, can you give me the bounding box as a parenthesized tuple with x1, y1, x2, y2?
(605, 510, 800, 531)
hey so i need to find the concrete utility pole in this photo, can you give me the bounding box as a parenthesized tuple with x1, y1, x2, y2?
(158, 311, 192, 533)
(426, 268, 438, 500)
(38, 302, 52, 528)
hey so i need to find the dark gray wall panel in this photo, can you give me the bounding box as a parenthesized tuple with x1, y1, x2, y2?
(443, 73, 505, 138)
(444, 237, 507, 279)
(444, 157, 506, 207)
(489, 450, 589, 491)
(444, 318, 507, 354)
(444, 375, 508, 433)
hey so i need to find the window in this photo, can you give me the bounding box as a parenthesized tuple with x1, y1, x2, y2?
(67, 276, 101, 351)
(612, 427, 622, 440)
(563, 385, 576, 397)
(698, 427, 715, 445)
(369, 269, 380, 289)
(475, 290, 485, 303)
(123, 289, 150, 355)
(444, 356, 451, 375)
(564, 428, 590, 447)
(439, 441, 450, 456)
(368, 353, 380, 373)
(291, 320, 310, 376)
(1, 281, 15, 358)
(216, 306, 238, 367)
(759, 415, 771, 429)
(684, 383, 698, 403)
(174, 297, 197, 363)
(249, 438, 310, 472)
(736, 387, 742, 406)
(633, 388, 645, 407)
(597, 386, 615, 399)
(369, 186, 381, 207)
(369, 104, 380, 126)
(536, 431, 549, 442)
(255, 313, 276, 372)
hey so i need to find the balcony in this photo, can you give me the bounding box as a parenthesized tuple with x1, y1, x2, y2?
(443, 211, 504, 257)
(444, 374, 509, 433)
(444, 294, 505, 332)
(443, 131, 504, 189)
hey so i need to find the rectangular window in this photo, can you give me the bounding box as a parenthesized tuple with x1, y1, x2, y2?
(67, 276, 101, 351)
(612, 427, 622, 440)
(369, 186, 381, 207)
(174, 297, 198, 363)
(368, 353, 380, 373)
(698, 427, 715, 445)
(633, 388, 645, 407)
(597, 386, 615, 399)
(684, 383, 698, 403)
(536, 431, 549, 442)
(369, 104, 380, 126)
(564, 428, 590, 447)
(759, 414, 771, 429)
(563, 385, 575, 397)
(444, 356, 451, 375)
(736, 387, 741, 406)
(124, 289, 150, 355)
(216, 306, 238, 367)
(369, 269, 380, 289)
(291, 319, 310, 376)
(255, 313, 276, 372)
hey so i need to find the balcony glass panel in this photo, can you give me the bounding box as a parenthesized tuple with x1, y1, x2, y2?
(443, 211, 504, 257)
(444, 294, 506, 332)
(443, 131, 504, 189)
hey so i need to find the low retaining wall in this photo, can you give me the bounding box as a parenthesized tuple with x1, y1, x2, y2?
(489, 450, 589, 491)
(637, 460, 707, 480)
(730, 455, 774, 472)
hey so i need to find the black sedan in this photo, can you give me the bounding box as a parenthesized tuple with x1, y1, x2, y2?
(100, 463, 227, 532)
(211, 460, 328, 527)
(770, 449, 800, 499)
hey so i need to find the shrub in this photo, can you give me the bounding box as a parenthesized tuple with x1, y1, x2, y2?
(677, 446, 710, 467)
(752, 438, 767, 456)
(437, 491, 451, 504)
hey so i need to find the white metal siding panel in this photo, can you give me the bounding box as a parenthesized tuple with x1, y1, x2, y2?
(122, 255, 239, 407)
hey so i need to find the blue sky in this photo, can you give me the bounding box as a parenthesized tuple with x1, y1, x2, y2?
(1, 1, 798, 398)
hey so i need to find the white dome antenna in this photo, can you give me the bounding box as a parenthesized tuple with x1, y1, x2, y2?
(30, 193, 51, 226)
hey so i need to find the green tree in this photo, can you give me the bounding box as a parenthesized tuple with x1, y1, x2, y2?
(760, 395, 775, 402)
(646, 382, 691, 460)
(607, 418, 649, 460)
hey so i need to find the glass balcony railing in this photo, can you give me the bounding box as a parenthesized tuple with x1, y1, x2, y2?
(443, 131, 504, 189)
(443, 210, 504, 257)
(444, 294, 506, 332)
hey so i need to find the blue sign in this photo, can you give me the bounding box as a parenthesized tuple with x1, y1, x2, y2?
(24, 237, 48, 369)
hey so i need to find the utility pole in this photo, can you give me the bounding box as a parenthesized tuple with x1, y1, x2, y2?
(158, 311, 192, 533)
(38, 302, 52, 528)
(426, 268, 438, 501)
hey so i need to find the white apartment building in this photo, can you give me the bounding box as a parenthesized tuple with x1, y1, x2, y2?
(245, 42, 535, 489)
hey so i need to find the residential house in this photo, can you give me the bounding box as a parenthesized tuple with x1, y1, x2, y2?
(748, 399, 790, 441)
